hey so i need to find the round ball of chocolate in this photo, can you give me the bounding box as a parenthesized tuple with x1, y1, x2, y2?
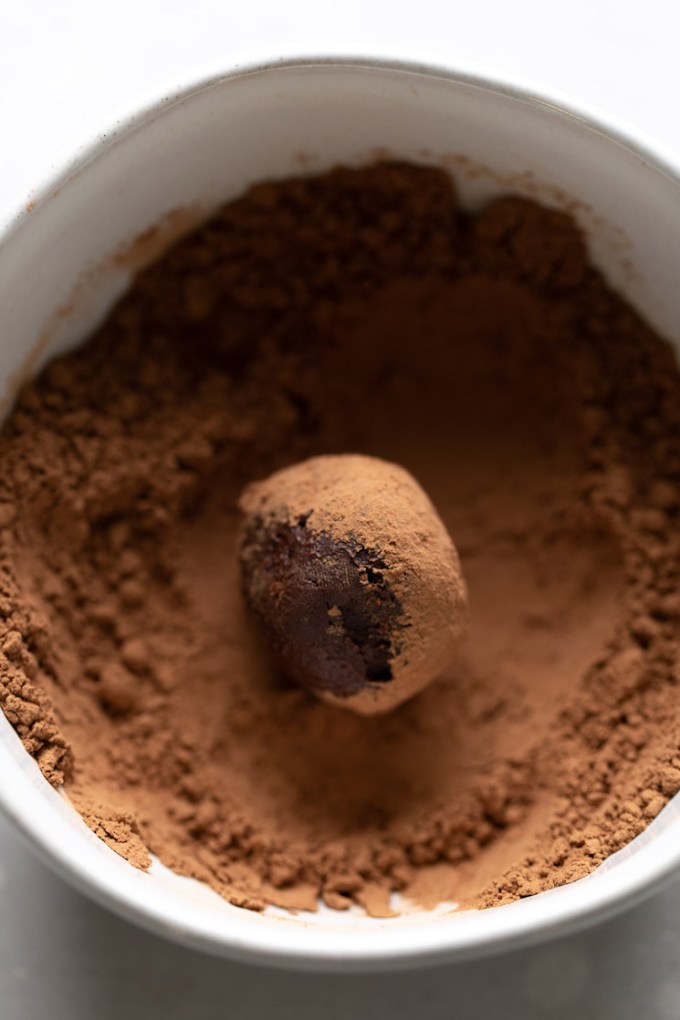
(237, 454, 468, 714)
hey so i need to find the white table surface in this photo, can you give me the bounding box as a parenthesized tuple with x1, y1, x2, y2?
(2, 2, 680, 1016)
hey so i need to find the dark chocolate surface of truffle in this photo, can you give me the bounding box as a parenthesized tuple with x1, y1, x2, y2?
(239, 513, 406, 697)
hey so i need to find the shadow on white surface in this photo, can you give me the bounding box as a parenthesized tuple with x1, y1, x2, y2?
(1, 814, 680, 1020)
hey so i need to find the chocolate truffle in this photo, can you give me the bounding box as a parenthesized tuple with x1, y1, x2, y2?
(238, 454, 468, 714)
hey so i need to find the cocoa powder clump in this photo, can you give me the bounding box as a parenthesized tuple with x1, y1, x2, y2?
(1, 162, 680, 914)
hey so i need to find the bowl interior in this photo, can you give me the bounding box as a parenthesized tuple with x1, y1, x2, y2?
(1, 59, 680, 969)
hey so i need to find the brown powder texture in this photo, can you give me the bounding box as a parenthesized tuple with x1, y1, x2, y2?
(76, 798, 152, 871)
(1, 162, 680, 915)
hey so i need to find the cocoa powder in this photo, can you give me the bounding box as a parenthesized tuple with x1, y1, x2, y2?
(1, 162, 680, 915)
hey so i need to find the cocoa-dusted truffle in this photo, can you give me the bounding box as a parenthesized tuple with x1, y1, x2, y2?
(238, 454, 468, 714)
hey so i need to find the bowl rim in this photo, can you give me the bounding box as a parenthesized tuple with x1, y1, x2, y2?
(3, 47, 680, 240)
(1, 51, 680, 971)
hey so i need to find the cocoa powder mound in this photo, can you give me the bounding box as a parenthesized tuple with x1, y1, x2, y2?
(1, 162, 680, 915)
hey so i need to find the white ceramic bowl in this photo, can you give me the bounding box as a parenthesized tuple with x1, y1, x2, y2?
(1, 55, 680, 972)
